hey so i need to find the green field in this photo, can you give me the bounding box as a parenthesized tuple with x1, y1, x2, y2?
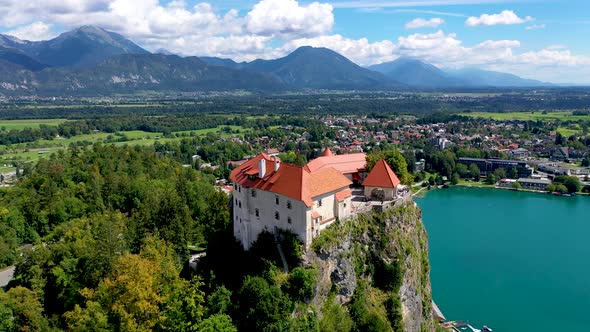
(557, 127, 582, 137)
(0, 119, 69, 130)
(0, 125, 248, 168)
(465, 111, 590, 122)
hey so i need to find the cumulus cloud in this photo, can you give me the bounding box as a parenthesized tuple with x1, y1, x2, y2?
(281, 34, 397, 65)
(0, 0, 589, 82)
(466, 10, 533, 27)
(245, 0, 334, 38)
(0, 0, 110, 26)
(5, 21, 56, 41)
(405, 18, 445, 29)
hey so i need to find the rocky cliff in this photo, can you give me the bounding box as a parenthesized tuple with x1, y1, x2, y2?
(306, 201, 435, 331)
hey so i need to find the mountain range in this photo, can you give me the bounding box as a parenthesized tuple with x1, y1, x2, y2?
(0, 25, 553, 96)
(368, 57, 549, 88)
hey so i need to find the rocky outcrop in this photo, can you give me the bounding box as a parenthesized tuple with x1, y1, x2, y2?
(305, 201, 435, 332)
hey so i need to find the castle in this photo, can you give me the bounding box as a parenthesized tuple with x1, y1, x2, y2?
(229, 149, 401, 250)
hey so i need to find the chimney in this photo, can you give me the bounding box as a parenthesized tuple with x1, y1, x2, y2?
(258, 158, 267, 178)
(274, 158, 281, 172)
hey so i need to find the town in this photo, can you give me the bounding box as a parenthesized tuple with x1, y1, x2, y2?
(198, 112, 590, 199)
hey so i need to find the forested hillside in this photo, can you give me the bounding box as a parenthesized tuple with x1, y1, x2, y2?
(0, 144, 437, 331)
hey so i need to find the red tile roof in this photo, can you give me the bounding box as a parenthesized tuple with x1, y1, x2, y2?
(335, 188, 352, 202)
(362, 160, 401, 188)
(230, 154, 352, 207)
(305, 153, 366, 175)
(321, 148, 334, 157)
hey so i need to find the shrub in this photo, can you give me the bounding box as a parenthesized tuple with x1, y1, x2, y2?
(284, 268, 316, 303)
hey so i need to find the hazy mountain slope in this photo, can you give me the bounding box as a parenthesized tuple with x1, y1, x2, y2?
(0, 46, 48, 71)
(0, 26, 149, 68)
(244, 46, 398, 90)
(446, 68, 550, 87)
(0, 54, 285, 96)
(369, 58, 466, 88)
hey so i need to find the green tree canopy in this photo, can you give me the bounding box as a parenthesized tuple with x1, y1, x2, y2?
(365, 150, 413, 185)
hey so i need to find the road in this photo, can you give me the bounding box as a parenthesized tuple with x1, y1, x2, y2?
(0, 266, 15, 290)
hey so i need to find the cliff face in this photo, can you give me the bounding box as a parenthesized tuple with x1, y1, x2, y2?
(306, 202, 435, 332)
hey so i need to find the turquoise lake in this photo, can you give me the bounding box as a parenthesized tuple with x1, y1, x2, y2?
(415, 187, 590, 331)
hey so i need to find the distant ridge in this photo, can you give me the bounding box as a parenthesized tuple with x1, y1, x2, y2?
(0, 25, 559, 95)
(244, 46, 400, 90)
(0, 25, 149, 68)
(369, 57, 550, 88)
(369, 57, 465, 88)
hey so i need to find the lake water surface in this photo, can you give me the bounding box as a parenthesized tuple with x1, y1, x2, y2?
(416, 187, 590, 331)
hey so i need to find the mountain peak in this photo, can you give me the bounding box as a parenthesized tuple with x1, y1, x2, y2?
(77, 25, 106, 33)
(290, 46, 338, 56)
(244, 45, 396, 90)
(0, 34, 28, 45)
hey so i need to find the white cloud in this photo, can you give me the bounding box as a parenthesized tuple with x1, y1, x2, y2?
(525, 24, 545, 30)
(246, 0, 334, 38)
(0, 0, 589, 83)
(405, 18, 445, 29)
(5, 21, 56, 41)
(0, 0, 110, 26)
(466, 10, 533, 27)
(330, 0, 531, 9)
(281, 34, 397, 65)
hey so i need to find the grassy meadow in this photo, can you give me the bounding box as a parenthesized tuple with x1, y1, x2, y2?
(0, 119, 69, 130)
(0, 124, 249, 173)
(464, 111, 590, 122)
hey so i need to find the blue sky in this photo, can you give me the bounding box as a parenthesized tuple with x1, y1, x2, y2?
(1, 0, 589, 83)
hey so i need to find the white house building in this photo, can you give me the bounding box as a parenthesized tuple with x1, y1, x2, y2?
(362, 159, 401, 201)
(230, 150, 401, 250)
(230, 153, 354, 250)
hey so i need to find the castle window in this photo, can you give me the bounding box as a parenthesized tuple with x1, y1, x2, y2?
(275, 211, 280, 220)
(288, 217, 292, 224)
(255, 209, 259, 217)
(251, 189, 257, 198)
(287, 201, 292, 209)
(275, 196, 279, 205)
(234, 184, 237, 190)
(238, 201, 242, 208)
(318, 199, 323, 207)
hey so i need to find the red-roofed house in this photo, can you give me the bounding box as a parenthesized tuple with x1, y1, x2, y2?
(305, 150, 367, 183)
(362, 160, 401, 200)
(230, 153, 354, 249)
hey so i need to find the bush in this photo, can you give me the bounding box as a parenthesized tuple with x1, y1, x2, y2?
(554, 175, 581, 193)
(349, 282, 392, 332)
(384, 293, 404, 332)
(372, 257, 403, 292)
(284, 268, 316, 303)
(319, 295, 353, 332)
